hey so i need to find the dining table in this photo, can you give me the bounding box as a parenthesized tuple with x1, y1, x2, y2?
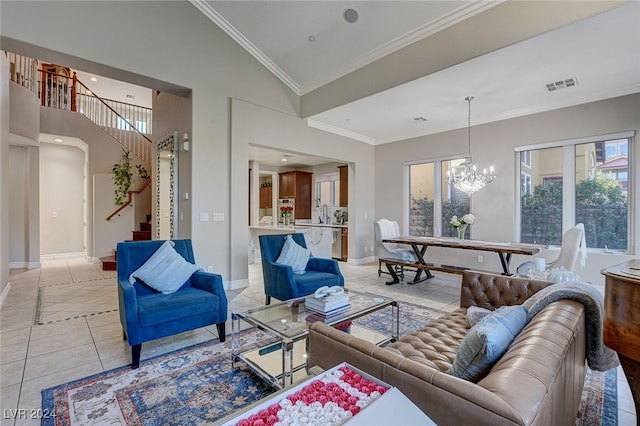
(381, 236, 547, 284)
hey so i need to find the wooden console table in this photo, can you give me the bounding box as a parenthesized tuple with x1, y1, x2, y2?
(601, 260, 640, 419)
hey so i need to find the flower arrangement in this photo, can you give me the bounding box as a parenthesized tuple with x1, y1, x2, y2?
(450, 214, 475, 240)
(280, 206, 293, 219)
(449, 214, 475, 228)
(234, 365, 387, 426)
(280, 205, 294, 225)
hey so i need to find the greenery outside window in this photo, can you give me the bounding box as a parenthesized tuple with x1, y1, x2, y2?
(408, 159, 470, 238)
(517, 133, 632, 250)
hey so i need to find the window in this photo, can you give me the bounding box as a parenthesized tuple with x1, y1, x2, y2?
(315, 172, 340, 207)
(517, 133, 631, 250)
(408, 159, 470, 238)
(520, 151, 531, 168)
(521, 172, 532, 195)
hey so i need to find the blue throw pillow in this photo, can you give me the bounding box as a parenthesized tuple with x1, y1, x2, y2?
(448, 305, 528, 382)
(128, 241, 200, 294)
(276, 235, 311, 274)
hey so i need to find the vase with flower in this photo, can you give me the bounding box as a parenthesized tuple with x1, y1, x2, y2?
(280, 205, 294, 226)
(450, 213, 475, 240)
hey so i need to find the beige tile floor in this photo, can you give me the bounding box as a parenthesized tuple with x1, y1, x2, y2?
(0, 257, 636, 425)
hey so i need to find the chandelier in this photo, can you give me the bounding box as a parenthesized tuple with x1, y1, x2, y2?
(447, 96, 496, 196)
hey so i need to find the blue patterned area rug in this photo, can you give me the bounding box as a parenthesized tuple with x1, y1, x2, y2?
(41, 303, 618, 425)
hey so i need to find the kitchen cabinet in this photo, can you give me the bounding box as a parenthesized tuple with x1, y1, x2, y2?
(278, 171, 312, 219)
(339, 165, 348, 207)
(259, 186, 272, 209)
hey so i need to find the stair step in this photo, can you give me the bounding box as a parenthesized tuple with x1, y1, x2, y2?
(139, 222, 151, 231)
(132, 230, 151, 241)
(100, 255, 117, 271)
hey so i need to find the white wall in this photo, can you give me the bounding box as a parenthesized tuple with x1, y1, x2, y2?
(93, 174, 135, 259)
(8, 146, 27, 266)
(39, 142, 85, 255)
(375, 94, 640, 285)
(1, 51, 9, 298)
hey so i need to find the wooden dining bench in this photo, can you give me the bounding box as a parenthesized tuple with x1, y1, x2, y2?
(379, 258, 468, 285)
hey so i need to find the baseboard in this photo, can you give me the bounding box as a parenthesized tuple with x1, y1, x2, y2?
(0, 282, 11, 309)
(40, 252, 86, 261)
(226, 278, 249, 290)
(9, 261, 27, 269)
(347, 256, 376, 265)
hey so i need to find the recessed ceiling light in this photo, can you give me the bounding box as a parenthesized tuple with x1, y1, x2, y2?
(281, 155, 292, 162)
(90, 77, 98, 82)
(53, 138, 64, 143)
(413, 116, 427, 122)
(308, 35, 315, 42)
(126, 94, 135, 99)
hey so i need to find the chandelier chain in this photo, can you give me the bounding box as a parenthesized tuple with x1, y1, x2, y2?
(446, 95, 495, 196)
(466, 95, 474, 158)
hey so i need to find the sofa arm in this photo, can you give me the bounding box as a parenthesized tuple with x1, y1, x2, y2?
(460, 271, 555, 310)
(262, 261, 298, 300)
(307, 257, 344, 281)
(118, 279, 141, 343)
(191, 271, 228, 313)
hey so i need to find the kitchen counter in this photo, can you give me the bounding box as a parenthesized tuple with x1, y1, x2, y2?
(294, 222, 348, 228)
(249, 224, 297, 231)
(249, 225, 334, 259)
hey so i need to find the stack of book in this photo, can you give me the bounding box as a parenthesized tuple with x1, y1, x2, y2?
(305, 293, 350, 323)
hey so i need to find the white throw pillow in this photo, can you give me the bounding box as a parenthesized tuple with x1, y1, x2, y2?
(276, 235, 311, 274)
(128, 241, 200, 294)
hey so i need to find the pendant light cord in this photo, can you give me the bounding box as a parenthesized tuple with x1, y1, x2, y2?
(466, 96, 474, 159)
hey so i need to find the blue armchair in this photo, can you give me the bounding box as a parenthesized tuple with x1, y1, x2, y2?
(117, 239, 228, 368)
(259, 233, 344, 304)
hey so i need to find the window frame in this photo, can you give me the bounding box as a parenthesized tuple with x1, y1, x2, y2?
(404, 155, 469, 237)
(515, 131, 635, 252)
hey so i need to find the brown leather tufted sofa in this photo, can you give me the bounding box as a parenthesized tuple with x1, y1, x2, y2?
(307, 271, 587, 426)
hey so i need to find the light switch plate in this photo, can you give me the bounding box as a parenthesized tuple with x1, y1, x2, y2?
(199, 212, 210, 222)
(213, 213, 224, 221)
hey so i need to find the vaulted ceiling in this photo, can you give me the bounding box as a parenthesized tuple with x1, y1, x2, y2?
(194, 1, 640, 146)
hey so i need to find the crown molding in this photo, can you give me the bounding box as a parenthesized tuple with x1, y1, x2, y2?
(305, 119, 377, 145)
(190, 0, 302, 95)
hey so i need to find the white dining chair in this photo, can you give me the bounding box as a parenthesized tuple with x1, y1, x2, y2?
(374, 219, 415, 278)
(517, 223, 586, 277)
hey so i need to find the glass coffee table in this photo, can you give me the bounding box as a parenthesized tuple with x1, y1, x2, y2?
(231, 288, 399, 389)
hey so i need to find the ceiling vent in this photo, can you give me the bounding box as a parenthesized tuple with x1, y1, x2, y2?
(546, 77, 578, 92)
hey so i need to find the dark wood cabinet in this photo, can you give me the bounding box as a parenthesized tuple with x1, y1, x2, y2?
(278, 171, 313, 219)
(279, 172, 295, 198)
(338, 165, 348, 207)
(259, 186, 272, 209)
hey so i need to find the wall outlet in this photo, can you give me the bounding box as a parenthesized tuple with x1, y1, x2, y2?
(364, 246, 368, 253)
(477, 255, 484, 263)
(206, 266, 213, 273)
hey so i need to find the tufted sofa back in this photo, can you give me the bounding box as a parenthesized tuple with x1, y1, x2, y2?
(460, 271, 554, 310)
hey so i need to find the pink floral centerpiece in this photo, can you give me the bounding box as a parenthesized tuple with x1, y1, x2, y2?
(234, 365, 388, 426)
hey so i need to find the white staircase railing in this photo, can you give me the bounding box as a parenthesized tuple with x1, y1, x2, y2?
(7, 52, 152, 165)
